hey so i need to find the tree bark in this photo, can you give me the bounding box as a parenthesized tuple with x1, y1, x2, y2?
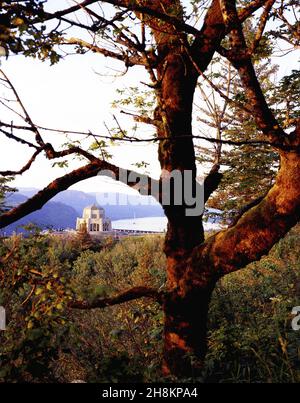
(162, 258, 216, 377)
(147, 0, 222, 377)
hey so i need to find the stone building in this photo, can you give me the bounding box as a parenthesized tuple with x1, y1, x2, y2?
(76, 205, 112, 234)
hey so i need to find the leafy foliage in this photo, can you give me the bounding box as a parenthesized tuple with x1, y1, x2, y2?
(0, 177, 16, 213)
(271, 69, 300, 130)
(0, 233, 165, 382)
(1, 228, 300, 382)
(197, 23, 281, 221)
(206, 224, 300, 383)
(0, 0, 62, 64)
(0, 231, 73, 381)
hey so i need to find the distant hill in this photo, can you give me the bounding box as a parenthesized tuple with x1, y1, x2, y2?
(2, 188, 164, 235)
(17, 188, 164, 220)
(18, 188, 96, 214)
(1, 199, 78, 236)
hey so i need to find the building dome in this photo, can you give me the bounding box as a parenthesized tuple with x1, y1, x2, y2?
(84, 204, 104, 211)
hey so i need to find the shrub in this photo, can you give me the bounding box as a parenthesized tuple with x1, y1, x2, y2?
(0, 226, 299, 383)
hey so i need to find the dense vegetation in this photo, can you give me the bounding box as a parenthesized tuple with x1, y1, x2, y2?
(1, 226, 299, 383)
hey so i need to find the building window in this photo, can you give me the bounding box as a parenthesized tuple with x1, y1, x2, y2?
(90, 224, 93, 232)
(97, 224, 99, 231)
(92, 214, 97, 219)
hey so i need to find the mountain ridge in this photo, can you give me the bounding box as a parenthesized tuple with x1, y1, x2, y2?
(2, 188, 164, 235)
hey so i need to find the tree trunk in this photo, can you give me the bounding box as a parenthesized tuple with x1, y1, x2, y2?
(162, 255, 215, 377)
(153, 24, 214, 375)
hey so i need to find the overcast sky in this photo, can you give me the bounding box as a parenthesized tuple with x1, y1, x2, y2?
(0, 50, 160, 194)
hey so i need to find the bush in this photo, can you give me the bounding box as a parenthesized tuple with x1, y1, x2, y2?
(205, 224, 300, 383)
(0, 226, 299, 383)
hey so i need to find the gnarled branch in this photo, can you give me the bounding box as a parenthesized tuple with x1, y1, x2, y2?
(0, 69, 45, 147)
(250, 0, 276, 53)
(0, 148, 44, 176)
(69, 286, 163, 309)
(65, 37, 145, 66)
(218, 0, 286, 143)
(0, 126, 38, 149)
(197, 124, 300, 278)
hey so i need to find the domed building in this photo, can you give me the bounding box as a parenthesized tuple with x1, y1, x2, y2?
(76, 204, 112, 234)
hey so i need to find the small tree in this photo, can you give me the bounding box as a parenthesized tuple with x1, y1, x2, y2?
(76, 223, 95, 250)
(0, 177, 16, 214)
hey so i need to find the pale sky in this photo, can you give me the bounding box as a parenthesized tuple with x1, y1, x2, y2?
(0, 1, 298, 195)
(0, 0, 161, 194)
(0, 51, 159, 194)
